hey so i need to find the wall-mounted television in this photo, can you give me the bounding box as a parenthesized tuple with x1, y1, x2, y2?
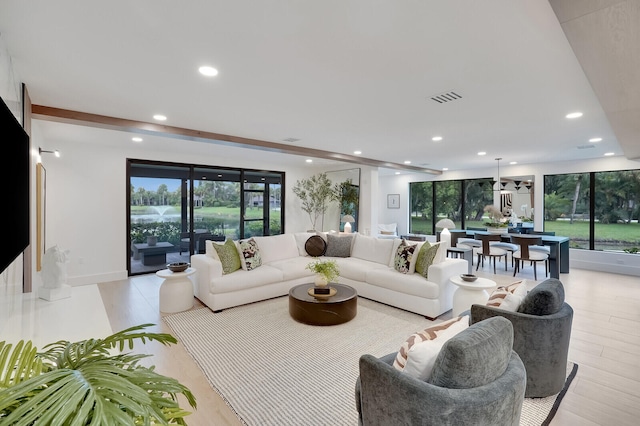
(0, 95, 30, 272)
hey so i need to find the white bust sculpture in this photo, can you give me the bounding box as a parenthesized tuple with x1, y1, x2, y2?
(42, 245, 70, 289)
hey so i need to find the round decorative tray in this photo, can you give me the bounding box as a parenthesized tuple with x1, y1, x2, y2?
(308, 287, 337, 299)
(460, 274, 478, 282)
(167, 262, 189, 272)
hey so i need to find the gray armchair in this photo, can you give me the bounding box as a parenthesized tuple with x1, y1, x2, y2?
(470, 278, 573, 398)
(356, 316, 526, 426)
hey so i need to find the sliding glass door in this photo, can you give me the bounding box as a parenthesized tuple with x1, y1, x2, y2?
(129, 162, 190, 275)
(128, 160, 285, 275)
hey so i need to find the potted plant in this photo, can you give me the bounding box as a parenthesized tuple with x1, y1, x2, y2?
(306, 258, 340, 287)
(483, 205, 509, 233)
(292, 173, 338, 231)
(0, 324, 196, 425)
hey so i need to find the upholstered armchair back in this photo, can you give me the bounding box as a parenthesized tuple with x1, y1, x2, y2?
(470, 278, 573, 397)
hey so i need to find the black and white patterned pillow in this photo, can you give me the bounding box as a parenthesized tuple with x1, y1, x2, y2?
(394, 239, 417, 274)
(238, 238, 262, 271)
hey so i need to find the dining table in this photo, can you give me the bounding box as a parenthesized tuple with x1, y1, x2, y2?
(458, 230, 570, 279)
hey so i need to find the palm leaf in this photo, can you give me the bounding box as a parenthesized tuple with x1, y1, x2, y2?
(0, 324, 196, 425)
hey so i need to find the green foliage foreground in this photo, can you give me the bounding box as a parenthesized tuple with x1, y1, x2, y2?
(0, 324, 196, 425)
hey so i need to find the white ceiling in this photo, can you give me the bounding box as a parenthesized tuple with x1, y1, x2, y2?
(0, 0, 626, 173)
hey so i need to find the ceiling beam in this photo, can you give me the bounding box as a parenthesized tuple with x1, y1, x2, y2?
(31, 105, 442, 175)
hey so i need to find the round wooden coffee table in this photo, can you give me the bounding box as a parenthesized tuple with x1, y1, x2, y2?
(289, 283, 357, 326)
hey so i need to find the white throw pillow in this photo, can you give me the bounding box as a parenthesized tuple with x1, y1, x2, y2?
(430, 241, 447, 264)
(294, 232, 315, 256)
(205, 239, 226, 261)
(486, 280, 528, 311)
(394, 315, 469, 380)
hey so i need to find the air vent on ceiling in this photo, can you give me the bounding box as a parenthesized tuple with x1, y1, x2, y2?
(282, 137, 300, 143)
(577, 145, 595, 150)
(429, 91, 462, 104)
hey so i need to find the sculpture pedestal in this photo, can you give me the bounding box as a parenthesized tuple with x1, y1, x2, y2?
(39, 284, 72, 301)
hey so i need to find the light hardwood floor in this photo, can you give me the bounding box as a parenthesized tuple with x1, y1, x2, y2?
(45, 260, 640, 425)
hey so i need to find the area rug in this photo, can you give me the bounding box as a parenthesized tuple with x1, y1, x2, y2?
(164, 297, 577, 425)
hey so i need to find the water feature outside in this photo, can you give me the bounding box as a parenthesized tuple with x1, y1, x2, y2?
(131, 205, 180, 224)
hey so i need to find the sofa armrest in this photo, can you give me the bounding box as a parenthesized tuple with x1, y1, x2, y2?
(426, 258, 467, 285)
(190, 254, 223, 301)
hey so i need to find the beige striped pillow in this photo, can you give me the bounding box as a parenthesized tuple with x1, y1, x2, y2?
(486, 280, 527, 311)
(393, 315, 469, 372)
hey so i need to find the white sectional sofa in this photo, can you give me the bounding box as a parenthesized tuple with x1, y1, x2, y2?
(190, 232, 467, 319)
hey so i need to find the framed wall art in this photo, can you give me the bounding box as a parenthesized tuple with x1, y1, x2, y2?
(387, 194, 400, 209)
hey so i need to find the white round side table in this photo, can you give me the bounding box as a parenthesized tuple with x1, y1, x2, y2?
(449, 276, 496, 317)
(156, 267, 196, 313)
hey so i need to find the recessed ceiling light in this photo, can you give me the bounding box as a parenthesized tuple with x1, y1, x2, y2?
(477, 151, 487, 156)
(198, 66, 218, 77)
(305, 159, 313, 163)
(404, 160, 411, 164)
(153, 114, 167, 121)
(432, 136, 443, 142)
(589, 137, 602, 143)
(395, 172, 401, 175)
(217, 174, 223, 177)
(131, 137, 143, 142)
(566, 112, 583, 119)
(353, 150, 362, 155)
(442, 167, 449, 171)
(261, 177, 265, 181)
(510, 161, 517, 165)
(604, 152, 615, 156)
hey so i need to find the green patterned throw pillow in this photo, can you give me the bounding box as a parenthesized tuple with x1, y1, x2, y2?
(414, 242, 440, 279)
(213, 239, 241, 274)
(239, 238, 262, 271)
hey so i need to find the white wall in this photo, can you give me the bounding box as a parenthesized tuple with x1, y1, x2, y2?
(33, 125, 316, 286)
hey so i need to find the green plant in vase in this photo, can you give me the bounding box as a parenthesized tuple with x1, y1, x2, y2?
(0, 324, 196, 425)
(306, 259, 340, 287)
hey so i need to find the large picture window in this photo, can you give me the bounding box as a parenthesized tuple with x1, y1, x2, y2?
(410, 178, 494, 234)
(544, 169, 640, 252)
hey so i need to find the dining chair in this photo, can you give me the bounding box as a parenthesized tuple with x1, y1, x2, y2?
(474, 233, 508, 274)
(510, 235, 549, 280)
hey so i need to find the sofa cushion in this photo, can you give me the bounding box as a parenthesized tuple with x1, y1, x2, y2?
(209, 265, 284, 294)
(325, 234, 354, 257)
(517, 278, 565, 315)
(252, 234, 299, 264)
(427, 316, 513, 389)
(268, 256, 316, 281)
(365, 268, 441, 299)
(393, 315, 469, 380)
(393, 239, 417, 274)
(294, 232, 316, 256)
(486, 280, 527, 311)
(334, 257, 387, 282)
(238, 238, 262, 271)
(304, 235, 327, 257)
(352, 234, 395, 265)
(212, 239, 242, 274)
